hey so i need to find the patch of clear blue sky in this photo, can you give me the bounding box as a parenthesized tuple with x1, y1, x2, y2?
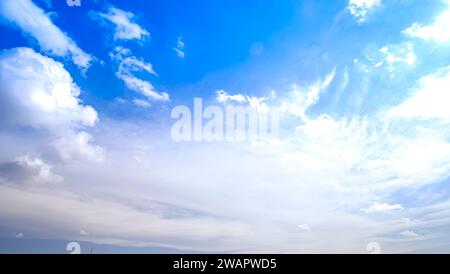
(0, 0, 448, 119)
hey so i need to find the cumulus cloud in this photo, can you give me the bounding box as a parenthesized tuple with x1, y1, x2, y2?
(110, 47, 169, 102)
(0, 48, 97, 129)
(0, 47, 102, 162)
(0, 0, 92, 70)
(93, 6, 149, 41)
(403, 10, 450, 42)
(347, 0, 382, 23)
(53, 132, 104, 163)
(363, 202, 404, 214)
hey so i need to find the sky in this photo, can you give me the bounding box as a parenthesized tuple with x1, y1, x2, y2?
(0, 0, 450, 253)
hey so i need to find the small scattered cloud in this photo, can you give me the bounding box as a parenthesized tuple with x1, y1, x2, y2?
(362, 202, 403, 214)
(379, 44, 416, 67)
(400, 230, 419, 238)
(112, 47, 157, 76)
(93, 6, 149, 42)
(173, 36, 185, 58)
(0, 0, 92, 70)
(110, 47, 169, 102)
(216, 90, 247, 103)
(347, 0, 382, 23)
(358, 43, 416, 77)
(215, 89, 276, 112)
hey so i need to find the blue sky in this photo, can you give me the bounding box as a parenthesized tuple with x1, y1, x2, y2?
(1, 0, 450, 253)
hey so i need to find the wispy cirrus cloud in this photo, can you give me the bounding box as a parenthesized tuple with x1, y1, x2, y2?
(0, 0, 92, 70)
(173, 36, 185, 58)
(92, 6, 149, 42)
(110, 47, 169, 102)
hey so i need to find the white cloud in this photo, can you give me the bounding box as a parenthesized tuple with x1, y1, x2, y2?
(400, 230, 419, 238)
(279, 68, 336, 119)
(0, 185, 254, 251)
(0, 0, 92, 70)
(0, 47, 102, 162)
(347, 0, 382, 23)
(403, 10, 450, 42)
(379, 44, 416, 66)
(111, 47, 157, 76)
(216, 90, 247, 103)
(111, 47, 169, 102)
(120, 76, 169, 101)
(363, 202, 404, 214)
(360, 43, 416, 77)
(2, 67, 450, 253)
(53, 132, 104, 163)
(95, 6, 149, 41)
(0, 47, 98, 129)
(388, 67, 450, 121)
(173, 36, 185, 58)
(215, 89, 275, 113)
